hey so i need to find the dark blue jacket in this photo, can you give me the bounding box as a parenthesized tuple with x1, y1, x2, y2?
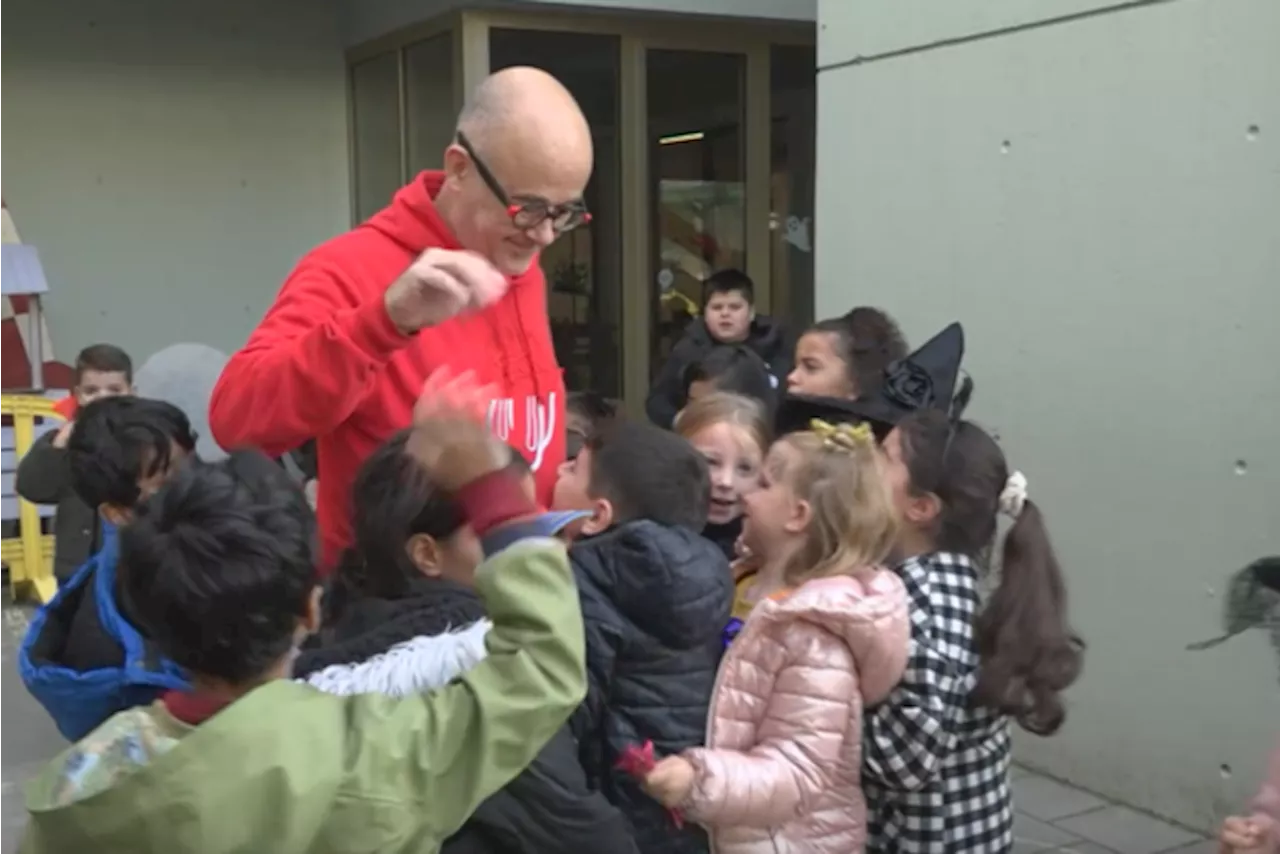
(19, 524, 188, 741)
(569, 520, 732, 854)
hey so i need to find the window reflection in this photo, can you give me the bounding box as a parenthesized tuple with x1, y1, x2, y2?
(647, 50, 746, 381)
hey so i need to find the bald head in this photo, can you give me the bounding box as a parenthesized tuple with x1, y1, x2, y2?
(458, 67, 593, 174)
(438, 67, 595, 275)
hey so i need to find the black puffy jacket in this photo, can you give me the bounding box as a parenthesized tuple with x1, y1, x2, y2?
(645, 315, 793, 428)
(569, 520, 733, 854)
(294, 578, 638, 854)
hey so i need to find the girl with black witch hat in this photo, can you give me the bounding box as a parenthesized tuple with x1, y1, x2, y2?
(780, 322, 1085, 851)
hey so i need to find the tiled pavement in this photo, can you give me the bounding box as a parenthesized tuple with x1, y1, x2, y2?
(1010, 765, 1213, 853)
(0, 603, 1216, 853)
(2, 604, 63, 854)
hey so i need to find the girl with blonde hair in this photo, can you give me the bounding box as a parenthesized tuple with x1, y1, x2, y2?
(674, 392, 770, 563)
(642, 420, 910, 853)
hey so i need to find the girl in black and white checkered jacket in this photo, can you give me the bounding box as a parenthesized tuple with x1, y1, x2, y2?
(864, 406, 1085, 853)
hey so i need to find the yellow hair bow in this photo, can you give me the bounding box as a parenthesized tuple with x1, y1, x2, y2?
(809, 419, 874, 452)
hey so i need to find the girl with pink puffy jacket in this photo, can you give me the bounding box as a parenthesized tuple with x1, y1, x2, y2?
(642, 420, 910, 854)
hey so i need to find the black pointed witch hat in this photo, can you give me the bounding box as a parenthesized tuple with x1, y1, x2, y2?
(774, 322, 967, 436)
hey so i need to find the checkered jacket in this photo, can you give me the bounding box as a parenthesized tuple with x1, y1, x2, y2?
(862, 551, 1015, 853)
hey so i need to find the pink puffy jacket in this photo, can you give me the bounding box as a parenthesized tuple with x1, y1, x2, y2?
(681, 568, 910, 854)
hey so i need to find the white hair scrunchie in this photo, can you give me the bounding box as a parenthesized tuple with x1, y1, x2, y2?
(999, 471, 1029, 519)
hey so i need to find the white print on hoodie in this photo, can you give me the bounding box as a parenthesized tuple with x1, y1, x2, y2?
(487, 392, 557, 471)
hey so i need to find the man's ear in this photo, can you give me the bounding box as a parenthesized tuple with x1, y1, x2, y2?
(580, 496, 615, 536)
(99, 503, 132, 528)
(442, 143, 469, 183)
(406, 534, 444, 578)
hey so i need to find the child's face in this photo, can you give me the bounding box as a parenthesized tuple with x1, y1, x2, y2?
(553, 447, 594, 513)
(741, 441, 806, 556)
(689, 422, 762, 526)
(703, 290, 753, 344)
(881, 426, 939, 537)
(75, 370, 132, 407)
(787, 332, 854, 398)
(566, 410, 593, 439)
(880, 428, 912, 517)
(552, 447, 613, 536)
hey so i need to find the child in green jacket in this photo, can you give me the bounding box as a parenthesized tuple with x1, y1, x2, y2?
(21, 384, 588, 854)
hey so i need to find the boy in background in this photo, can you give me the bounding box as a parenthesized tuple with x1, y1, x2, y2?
(16, 344, 134, 583)
(21, 386, 588, 854)
(19, 396, 196, 741)
(645, 270, 791, 429)
(553, 417, 732, 853)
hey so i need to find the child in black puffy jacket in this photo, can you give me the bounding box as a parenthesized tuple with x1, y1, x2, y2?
(552, 417, 732, 854)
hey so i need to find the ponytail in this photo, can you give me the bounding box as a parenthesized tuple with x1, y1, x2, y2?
(973, 500, 1084, 735)
(899, 409, 1084, 736)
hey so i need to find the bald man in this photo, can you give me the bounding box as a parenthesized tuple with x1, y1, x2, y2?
(209, 67, 593, 569)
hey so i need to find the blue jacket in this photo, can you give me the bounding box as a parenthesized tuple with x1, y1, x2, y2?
(19, 524, 189, 741)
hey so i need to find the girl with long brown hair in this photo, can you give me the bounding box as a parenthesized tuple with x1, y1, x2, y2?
(865, 406, 1085, 852)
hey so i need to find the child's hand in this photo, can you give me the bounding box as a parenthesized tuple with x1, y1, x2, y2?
(643, 755, 696, 808)
(52, 420, 75, 449)
(1219, 813, 1274, 853)
(406, 369, 505, 491)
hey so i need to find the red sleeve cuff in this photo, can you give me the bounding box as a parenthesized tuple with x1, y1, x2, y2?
(348, 293, 412, 362)
(455, 470, 539, 538)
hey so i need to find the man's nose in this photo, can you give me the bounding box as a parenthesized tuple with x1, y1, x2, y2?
(529, 218, 558, 247)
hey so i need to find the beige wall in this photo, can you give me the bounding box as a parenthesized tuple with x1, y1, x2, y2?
(816, 0, 1280, 832)
(2, 0, 350, 364)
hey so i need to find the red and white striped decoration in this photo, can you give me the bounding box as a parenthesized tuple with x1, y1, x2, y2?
(2, 200, 73, 391)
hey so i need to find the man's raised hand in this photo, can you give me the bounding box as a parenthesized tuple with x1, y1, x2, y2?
(384, 249, 509, 335)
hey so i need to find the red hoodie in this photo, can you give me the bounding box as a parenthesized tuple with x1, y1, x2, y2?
(208, 172, 566, 571)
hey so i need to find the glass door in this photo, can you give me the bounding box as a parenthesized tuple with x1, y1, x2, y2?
(491, 29, 623, 399)
(645, 49, 747, 382)
(770, 44, 817, 328)
(350, 53, 403, 222)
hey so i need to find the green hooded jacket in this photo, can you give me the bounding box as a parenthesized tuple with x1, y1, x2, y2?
(20, 537, 586, 854)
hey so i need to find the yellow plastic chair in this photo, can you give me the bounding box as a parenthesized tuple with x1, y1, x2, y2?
(2, 393, 63, 604)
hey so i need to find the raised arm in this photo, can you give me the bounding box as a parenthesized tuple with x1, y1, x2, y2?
(209, 247, 510, 456)
(340, 373, 588, 840)
(208, 260, 410, 456)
